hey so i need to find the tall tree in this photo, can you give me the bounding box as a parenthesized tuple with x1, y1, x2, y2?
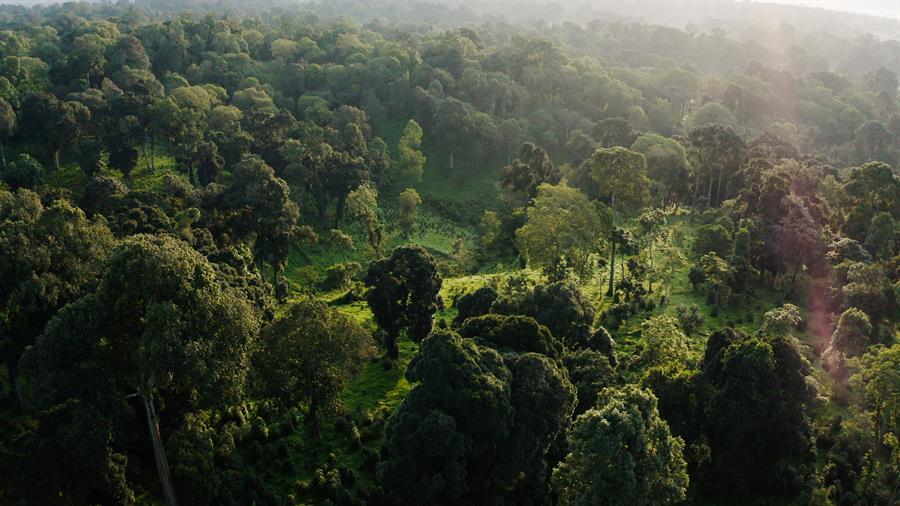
(0, 190, 114, 409)
(0, 96, 15, 168)
(573, 147, 650, 294)
(839, 161, 898, 242)
(21, 235, 260, 506)
(516, 183, 608, 280)
(552, 384, 689, 506)
(365, 245, 442, 358)
(217, 155, 302, 297)
(398, 119, 426, 181)
(500, 142, 561, 199)
(398, 188, 422, 239)
(380, 328, 574, 505)
(630, 133, 691, 206)
(688, 124, 744, 210)
(255, 298, 375, 427)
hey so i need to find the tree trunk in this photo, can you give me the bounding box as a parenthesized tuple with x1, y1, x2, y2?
(607, 194, 616, 296)
(715, 167, 724, 207)
(449, 150, 454, 174)
(142, 391, 178, 506)
(706, 175, 714, 210)
(150, 133, 157, 173)
(53, 150, 61, 172)
(386, 333, 399, 360)
(607, 241, 616, 296)
(307, 399, 320, 439)
(334, 193, 347, 229)
(788, 263, 800, 297)
(143, 135, 152, 173)
(690, 166, 702, 220)
(0, 142, 6, 169)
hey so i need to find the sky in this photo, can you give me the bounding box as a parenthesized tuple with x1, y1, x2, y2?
(1, 0, 898, 21)
(751, 0, 900, 19)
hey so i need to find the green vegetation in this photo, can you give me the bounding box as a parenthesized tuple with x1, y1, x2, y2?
(0, 1, 898, 505)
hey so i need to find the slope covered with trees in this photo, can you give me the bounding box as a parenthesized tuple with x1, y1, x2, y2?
(0, 1, 898, 505)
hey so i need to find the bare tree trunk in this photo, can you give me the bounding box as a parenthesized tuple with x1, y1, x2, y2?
(690, 166, 702, 220)
(149, 132, 157, 173)
(143, 135, 152, 173)
(607, 194, 617, 296)
(0, 142, 6, 169)
(142, 390, 178, 506)
(715, 166, 725, 207)
(607, 241, 616, 296)
(788, 263, 800, 297)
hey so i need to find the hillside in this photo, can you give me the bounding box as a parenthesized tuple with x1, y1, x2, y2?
(0, 1, 898, 505)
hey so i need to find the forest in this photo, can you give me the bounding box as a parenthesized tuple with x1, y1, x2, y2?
(0, 0, 898, 504)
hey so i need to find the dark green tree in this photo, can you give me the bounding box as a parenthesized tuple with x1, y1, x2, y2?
(255, 298, 375, 427)
(21, 235, 260, 506)
(552, 385, 689, 506)
(365, 245, 442, 358)
(0, 190, 114, 409)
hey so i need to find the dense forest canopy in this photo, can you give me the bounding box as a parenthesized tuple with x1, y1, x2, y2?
(0, 0, 897, 505)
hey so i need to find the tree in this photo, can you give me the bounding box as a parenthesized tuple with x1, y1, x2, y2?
(593, 117, 637, 148)
(516, 183, 607, 280)
(687, 102, 738, 129)
(365, 245, 442, 358)
(453, 286, 497, 326)
(699, 325, 817, 496)
(675, 304, 705, 336)
(864, 212, 895, 260)
(74, 138, 103, 177)
(459, 313, 564, 361)
(634, 314, 692, 369)
(0, 96, 15, 168)
(500, 142, 561, 199)
(851, 344, 900, 454)
(432, 97, 474, 173)
(825, 307, 871, 358)
(636, 208, 667, 292)
(728, 225, 756, 292)
(324, 151, 369, 229)
(398, 119, 426, 181)
(699, 252, 732, 306)
(841, 262, 892, 323)
(398, 188, 421, 239)
(688, 124, 745, 210)
(255, 298, 375, 425)
(21, 235, 260, 506)
(20, 93, 90, 172)
(107, 115, 142, 182)
(494, 281, 595, 349)
(839, 161, 898, 242)
(773, 194, 823, 295)
(573, 147, 650, 294)
(850, 344, 900, 504)
(631, 133, 690, 206)
(1, 153, 43, 190)
(0, 190, 114, 409)
(379, 329, 575, 505)
(855, 120, 891, 162)
(219, 155, 302, 296)
(347, 182, 383, 255)
(563, 348, 617, 414)
(552, 385, 689, 506)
